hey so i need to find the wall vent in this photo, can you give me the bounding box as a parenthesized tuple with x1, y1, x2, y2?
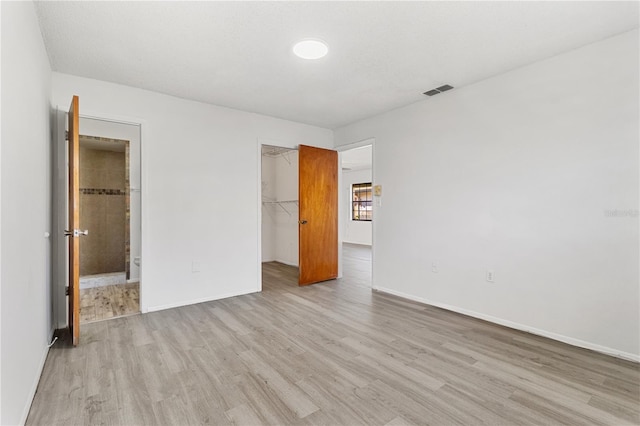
(423, 84, 454, 96)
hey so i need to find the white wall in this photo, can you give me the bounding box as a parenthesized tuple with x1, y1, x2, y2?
(335, 30, 639, 360)
(342, 168, 373, 245)
(52, 73, 332, 315)
(1, 2, 53, 424)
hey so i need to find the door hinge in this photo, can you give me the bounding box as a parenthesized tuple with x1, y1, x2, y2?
(65, 286, 69, 296)
(65, 131, 69, 141)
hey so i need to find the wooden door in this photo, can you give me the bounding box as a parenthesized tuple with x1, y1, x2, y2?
(298, 145, 338, 285)
(67, 96, 80, 346)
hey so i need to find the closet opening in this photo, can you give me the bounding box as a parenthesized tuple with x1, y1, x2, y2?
(261, 145, 300, 290)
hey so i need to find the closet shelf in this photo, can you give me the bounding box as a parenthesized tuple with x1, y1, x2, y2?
(262, 145, 297, 165)
(262, 200, 298, 205)
(262, 200, 298, 216)
(262, 146, 297, 157)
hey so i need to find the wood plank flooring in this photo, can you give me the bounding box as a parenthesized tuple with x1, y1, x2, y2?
(342, 243, 371, 287)
(27, 245, 639, 425)
(80, 282, 140, 323)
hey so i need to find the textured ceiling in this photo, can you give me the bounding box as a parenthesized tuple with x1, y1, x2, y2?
(35, 1, 639, 129)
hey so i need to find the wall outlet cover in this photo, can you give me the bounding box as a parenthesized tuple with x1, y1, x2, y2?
(486, 269, 494, 282)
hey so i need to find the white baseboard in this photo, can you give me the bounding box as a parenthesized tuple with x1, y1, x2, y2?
(146, 288, 259, 313)
(374, 286, 640, 363)
(20, 340, 51, 425)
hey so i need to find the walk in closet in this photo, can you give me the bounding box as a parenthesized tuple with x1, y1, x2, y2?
(261, 145, 299, 267)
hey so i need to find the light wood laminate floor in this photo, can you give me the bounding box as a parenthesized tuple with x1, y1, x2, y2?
(80, 282, 140, 323)
(28, 245, 639, 425)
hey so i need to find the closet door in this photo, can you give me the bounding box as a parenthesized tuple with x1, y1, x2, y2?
(298, 145, 338, 285)
(66, 95, 81, 345)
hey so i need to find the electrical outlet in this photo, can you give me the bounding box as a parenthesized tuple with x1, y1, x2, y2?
(486, 269, 494, 282)
(192, 261, 201, 273)
(431, 261, 438, 273)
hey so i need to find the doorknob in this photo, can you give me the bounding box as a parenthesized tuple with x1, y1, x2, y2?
(299, 220, 308, 225)
(64, 229, 89, 237)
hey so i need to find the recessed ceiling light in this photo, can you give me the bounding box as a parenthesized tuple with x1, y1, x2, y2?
(293, 39, 328, 60)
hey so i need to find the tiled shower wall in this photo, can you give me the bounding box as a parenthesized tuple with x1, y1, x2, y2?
(79, 147, 126, 276)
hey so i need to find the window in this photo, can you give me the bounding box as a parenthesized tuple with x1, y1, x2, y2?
(352, 182, 372, 221)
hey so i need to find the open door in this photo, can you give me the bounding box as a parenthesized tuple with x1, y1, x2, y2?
(298, 145, 338, 285)
(66, 95, 82, 346)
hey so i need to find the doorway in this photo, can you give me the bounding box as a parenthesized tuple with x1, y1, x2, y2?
(259, 142, 340, 290)
(340, 144, 373, 287)
(54, 112, 142, 331)
(77, 134, 139, 322)
(261, 145, 299, 289)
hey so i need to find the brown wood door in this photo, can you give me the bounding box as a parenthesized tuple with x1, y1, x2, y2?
(67, 96, 80, 346)
(298, 145, 338, 285)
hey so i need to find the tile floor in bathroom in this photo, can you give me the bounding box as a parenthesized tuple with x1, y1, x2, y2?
(80, 282, 139, 323)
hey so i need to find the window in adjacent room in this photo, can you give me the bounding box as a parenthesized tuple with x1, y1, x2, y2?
(352, 182, 372, 221)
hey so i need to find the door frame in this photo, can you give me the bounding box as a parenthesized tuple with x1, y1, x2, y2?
(53, 107, 148, 330)
(255, 137, 375, 292)
(336, 138, 375, 287)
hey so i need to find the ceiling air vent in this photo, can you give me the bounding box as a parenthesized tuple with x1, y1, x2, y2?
(423, 84, 454, 96)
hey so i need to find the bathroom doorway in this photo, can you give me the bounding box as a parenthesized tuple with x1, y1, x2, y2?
(78, 133, 139, 323)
